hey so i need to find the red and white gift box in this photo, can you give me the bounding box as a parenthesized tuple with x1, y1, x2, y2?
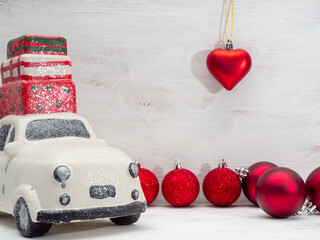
(0, 35, 78, 119)
(1, 54, 72, 84)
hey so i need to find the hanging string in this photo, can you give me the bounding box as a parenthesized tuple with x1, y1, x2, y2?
(224, 0, 234, 42)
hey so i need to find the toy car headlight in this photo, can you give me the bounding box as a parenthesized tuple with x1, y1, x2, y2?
(54, 165, 71, 188)
(129, 163, 139, 178)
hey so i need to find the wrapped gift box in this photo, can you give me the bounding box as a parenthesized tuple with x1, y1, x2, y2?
(7, 34, 67, 58)
(1, 54, 72, 84)
(0, 80, 76, 119)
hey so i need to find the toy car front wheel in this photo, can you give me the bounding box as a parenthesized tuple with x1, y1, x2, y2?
(13, 198, 52, 237)
(110, 214, 141, 225)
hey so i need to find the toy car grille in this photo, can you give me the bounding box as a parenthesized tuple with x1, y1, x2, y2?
(90, 185, 116, 199)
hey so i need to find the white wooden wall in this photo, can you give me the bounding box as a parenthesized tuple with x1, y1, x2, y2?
(0, 0, 319, 204)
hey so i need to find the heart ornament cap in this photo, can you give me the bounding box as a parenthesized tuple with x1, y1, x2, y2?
(206, 41, 252, 91)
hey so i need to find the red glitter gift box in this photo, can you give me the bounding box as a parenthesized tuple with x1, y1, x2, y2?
(0, 80, 76, 119)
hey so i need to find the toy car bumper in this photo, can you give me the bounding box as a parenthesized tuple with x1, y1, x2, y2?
(36, 201, 147, 224)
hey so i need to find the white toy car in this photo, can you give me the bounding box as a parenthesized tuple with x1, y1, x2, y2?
(0, 112, 146, 237)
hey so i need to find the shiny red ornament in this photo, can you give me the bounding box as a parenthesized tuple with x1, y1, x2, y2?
(306, 167, 320, 211)
(138, 165, 159, 205)
(206, 42, 252, 91)
(256, 167, 306, 218)
(241, 161, 278, 206)
(203, 160, 241, 207)
(161, 161, 199, 207)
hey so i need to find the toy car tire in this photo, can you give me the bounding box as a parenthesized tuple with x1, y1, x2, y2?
(13, 198, 52, 237)
(110, 213, 141, 225)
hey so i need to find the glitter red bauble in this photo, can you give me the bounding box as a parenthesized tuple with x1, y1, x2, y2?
(203, 167, 241, 207)
(162, 168, 199, 207)
(139, 167, 159, 205)
(206, 48, 252, 91)
(256, 167, 306, 218)
(242, 161, 278, 206)
(306, 167, 320, 210)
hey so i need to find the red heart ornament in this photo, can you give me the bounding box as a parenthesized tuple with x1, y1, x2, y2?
(207, 48, 252, 91)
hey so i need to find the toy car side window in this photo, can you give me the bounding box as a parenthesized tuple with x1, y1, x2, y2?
(26, 119, 90, 141)
(9, 127, 15, 143)
(0, 125, 11, 151)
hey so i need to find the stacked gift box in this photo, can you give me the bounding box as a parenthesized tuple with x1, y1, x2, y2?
(0, 34, 76, 119)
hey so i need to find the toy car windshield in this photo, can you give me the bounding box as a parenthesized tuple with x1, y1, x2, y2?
(26, 119, 91, 141)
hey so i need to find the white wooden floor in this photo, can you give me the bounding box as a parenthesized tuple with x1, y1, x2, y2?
(1, 205, 320, 239)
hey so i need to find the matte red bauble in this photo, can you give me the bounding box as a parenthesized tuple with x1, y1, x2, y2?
(203, 160, 241, 207)
(306, 167, 320, 212)
(256, 167, 306, 218)
(206, 42, 252, 91)
(138, 164, 159, 205)
(161, 161, 199, 207)
(241, 161, 278, 206)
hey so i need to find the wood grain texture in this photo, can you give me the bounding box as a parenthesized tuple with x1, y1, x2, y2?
(0, 0, 319, 204)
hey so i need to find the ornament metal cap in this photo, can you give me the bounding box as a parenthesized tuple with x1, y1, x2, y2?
(235, 167, 250, 179)
(134, 158, 141, 168)
(303, 200, 318, 215)
(225, 40, 233, 51)
(175, 160, 182, 169)
(218, 159, 227, 168)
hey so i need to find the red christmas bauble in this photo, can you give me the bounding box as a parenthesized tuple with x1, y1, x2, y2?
(161, 163, 199, 207)
(203, 164, 241, 207)
(256, 167, 306, 218)
(206, 45, 252, 91)
(306, 167, 320, 210)
(139, 167, 159, 205)
(242, 161, 278, 206)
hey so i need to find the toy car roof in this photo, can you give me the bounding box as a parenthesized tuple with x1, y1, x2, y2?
(0, 112, 96, 139)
